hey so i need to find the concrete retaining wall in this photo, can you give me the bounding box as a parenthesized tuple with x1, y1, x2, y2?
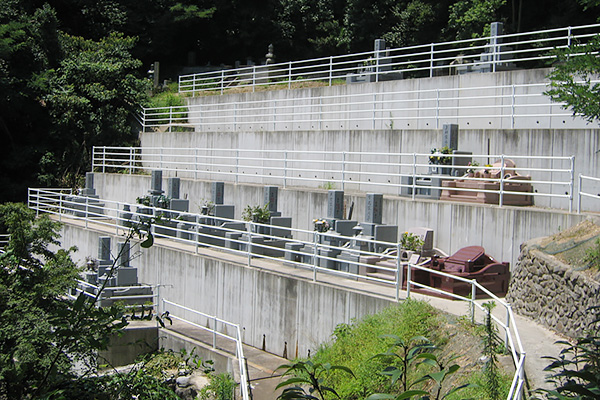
(139, 127, 600, 212)
(58, 224, 394, 359)
(507, 239, 600, 338)
(93, 173, 585, 269)
(183, 68, 591, 131)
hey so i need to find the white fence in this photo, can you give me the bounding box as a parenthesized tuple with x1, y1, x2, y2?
(178, 24, 600, 95)
(578, 174, 600, 213)
(162, 299, 250, 400)
(28, 187, 526, 399)
(92, 146, 577, 211)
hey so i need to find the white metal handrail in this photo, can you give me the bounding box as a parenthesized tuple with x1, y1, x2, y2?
(143, 80, 595, 132)
(162, 299, 250, 400)
(577, 174, 600, 213)
(405, 262, 526, 400)
(92, 146, 576, 211)
(178, 23, 600, 95)
(28, 187, 526, 399)
(0, 234, 9, 249)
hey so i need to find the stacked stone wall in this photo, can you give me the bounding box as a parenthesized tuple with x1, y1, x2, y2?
(507, 240, 600, 338)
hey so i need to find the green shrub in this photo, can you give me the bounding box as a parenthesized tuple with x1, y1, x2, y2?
(199, 373, 237, 400)
(311, 300, 443, 399)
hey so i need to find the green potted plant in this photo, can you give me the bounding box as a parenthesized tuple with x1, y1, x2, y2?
(400, 232, 424, 260)
(242, 204, 271, 234)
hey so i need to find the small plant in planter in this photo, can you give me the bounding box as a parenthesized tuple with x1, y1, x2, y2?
(136, 195, 152, 207)
(241, 203, 271, 224)
(313, 218, 331, 233)
(467, 160, 480, 175)
(199, 199, 215, 215)
(400, 232, 424, 252)
(136, 195, 170, 209)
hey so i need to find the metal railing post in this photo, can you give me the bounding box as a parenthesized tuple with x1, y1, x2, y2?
(435, 89, 440, 129)
(375, 49, 380, 83)
(85, 196, 89, 229)
(470, 280, 476, 323)
(499, 154, 505, 207)
(505, 304, 511, 352)
(372, 93, 376, 129)
(395, 243, 402, 301)
(59, 193, 63, 222)
(252, 66, 256, 92)
(313, 231, 318, 282)
(141, 108, 146, 133)
(102, 147, 106, 173)
(213, 315, 217, 348)
(411, 153, 417, 201)
(288, 61, 292, 89)
(329, 56, 333, 86)
(220, 70, 224, 95)
(169, 108, 173, 132)
(577, 173, 582, 213)
(247, 223, 252, 267)
(511, 84, 516, 129)
(569, 156, 575, 213)
(430, 43, 434, 78)
(406, 262, 412, 298)
(341, 152, 346, 191)
(129, 147, 133, 174)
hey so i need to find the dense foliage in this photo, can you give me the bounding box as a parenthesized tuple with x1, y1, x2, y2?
(0, 203, 174, 399)
(281, 300, 512, 399)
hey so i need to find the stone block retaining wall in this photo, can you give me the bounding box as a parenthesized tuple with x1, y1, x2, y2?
(507, 239, 600, 338)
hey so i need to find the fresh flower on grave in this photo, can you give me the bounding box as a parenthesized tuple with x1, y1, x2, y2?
(400, 231, 424, 252)
(467, 160, 480, 174)
(313, 219, 331, 233)
(429, 146, 452, 165)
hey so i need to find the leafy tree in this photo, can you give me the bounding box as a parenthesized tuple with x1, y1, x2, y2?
(445, 0, 507, 40)
(37, 32, 150, 188)
(545, 35, 600, 124)
(0, 203, 161, 398)
(0, 1, 152, 201)
(381, 0, 440, 48)
(274, 0, 349, 58)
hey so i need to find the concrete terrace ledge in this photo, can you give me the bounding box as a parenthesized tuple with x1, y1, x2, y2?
(92, 172, 587, 269)
(55, 215, 564, 391)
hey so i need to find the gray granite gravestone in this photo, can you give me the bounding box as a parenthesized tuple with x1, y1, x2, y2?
(116, 242, 130, 268)
(365, 193, 383, 225)
(264, 186, 278, 212)
(150, 170, 163, 196)
(167, 177, 180, 199)
(80, 172, 96, 196)
(442, 124, 458, 151)
(98, 236, 111, 266)
(327, 190, 344, 220)
(212, 182, 224, 205)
